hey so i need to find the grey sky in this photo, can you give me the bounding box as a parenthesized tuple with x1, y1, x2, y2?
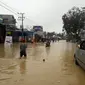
(0, 0, 85, 32)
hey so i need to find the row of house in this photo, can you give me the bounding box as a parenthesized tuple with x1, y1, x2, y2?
(0, 14, 16, 43)
(0, 14, 34, 43)
(0, 14, 45, 43)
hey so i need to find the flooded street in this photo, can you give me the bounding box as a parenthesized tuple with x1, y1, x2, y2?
(0, 40, 85, 85)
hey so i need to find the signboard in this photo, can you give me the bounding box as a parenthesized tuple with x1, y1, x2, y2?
(4, 36, 12, 45)
(7, 32, 11, 35)
(33, 26, 43, 32)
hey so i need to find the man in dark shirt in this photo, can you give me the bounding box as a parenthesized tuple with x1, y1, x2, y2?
(20, 40, 27, 59)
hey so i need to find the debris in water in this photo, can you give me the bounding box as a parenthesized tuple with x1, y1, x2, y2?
(43, 59, 45, 62)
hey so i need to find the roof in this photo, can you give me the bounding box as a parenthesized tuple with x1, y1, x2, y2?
(0, 14, 16, 25)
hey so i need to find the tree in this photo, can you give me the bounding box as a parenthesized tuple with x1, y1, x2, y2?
(46, 32, 56, 38)
(62, 6, 85, 41)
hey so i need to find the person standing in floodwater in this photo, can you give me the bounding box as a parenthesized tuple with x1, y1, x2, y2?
(20, 40, 27, 59)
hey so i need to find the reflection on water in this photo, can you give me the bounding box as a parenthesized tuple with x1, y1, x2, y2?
(4, 45, 13, 58)
(0, 41, 85, 85)
(19, 60, 26, 74)
(1, 41, 85, 85)
(31, 46, 43, 61)
(0, 43, 19, 58)
(45, 47, 50, 56)
(0, 44, 5, 58)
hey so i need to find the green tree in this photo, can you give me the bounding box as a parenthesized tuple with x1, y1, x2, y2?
(62, 6, 85, 42)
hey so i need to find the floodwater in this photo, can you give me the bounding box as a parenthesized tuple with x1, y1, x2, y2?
(0, 41, 85, 85)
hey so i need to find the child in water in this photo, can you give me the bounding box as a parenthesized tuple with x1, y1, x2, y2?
(20, 40, 27, 59)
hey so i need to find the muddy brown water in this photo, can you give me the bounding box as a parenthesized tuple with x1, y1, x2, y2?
(0, 41, 85, 85)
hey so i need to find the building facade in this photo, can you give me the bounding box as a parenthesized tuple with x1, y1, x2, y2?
(33, 26, 44, 42)
(0, 14, 16, 43)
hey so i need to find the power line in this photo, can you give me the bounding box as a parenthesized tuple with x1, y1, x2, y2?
(0, 0, 36, 23)
(0, 3, 18, 15)
(0, 0, 38, 28)
(0, 0, 18, 13)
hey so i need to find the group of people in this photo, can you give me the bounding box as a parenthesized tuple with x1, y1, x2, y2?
(19, 38, 51, 59)
(19, 36, 61, 59)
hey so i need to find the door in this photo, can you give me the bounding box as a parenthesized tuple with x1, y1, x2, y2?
(0, 24, 6, 43)
(78, 41, 85, 65)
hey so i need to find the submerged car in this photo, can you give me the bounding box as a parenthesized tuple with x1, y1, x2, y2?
(74, 41, 85, 69)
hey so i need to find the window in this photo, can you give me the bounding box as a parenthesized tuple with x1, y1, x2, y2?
(80, 41, 85, 50)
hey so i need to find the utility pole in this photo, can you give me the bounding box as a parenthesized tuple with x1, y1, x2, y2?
(18, 13, 25, 38)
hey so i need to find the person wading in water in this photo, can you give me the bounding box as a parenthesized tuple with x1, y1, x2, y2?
(20, 39, 27, 59)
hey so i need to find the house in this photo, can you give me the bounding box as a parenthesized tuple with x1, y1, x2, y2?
(12, 29, 34, 42)
(0, 14, 16, 43)
(33, 26, 44, 42)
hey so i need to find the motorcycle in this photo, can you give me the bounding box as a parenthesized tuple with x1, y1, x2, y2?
(46, 41, 50, 47)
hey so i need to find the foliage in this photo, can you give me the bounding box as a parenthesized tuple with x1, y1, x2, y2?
(62, 6, 85, 41)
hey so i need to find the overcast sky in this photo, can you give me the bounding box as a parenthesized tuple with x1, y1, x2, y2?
(0, 0, 85, 32)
